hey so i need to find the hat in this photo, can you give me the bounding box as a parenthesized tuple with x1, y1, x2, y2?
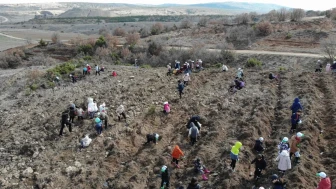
(161, 165, 167, 172)
(164, 101, 168, 105)
(238, 68, 241, 70)
(86, 64, 89, 66)
(318, 60, 321, 62)
(296, 132, 304, 138)
(259, 187, 265, 189)
(271, 174, 278, 180)
(259, 137, 264, 142)
(95, 117, 101, 123)
(282, 137, 288, 142)
(316, 172, 327, 178)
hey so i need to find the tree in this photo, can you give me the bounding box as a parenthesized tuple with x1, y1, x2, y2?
(198, 17, 208, 27)
(249, 12, 258, 22)
(180, 19, 193, 29)
(277, 8, 288, 22)
(148, 41, 162, 56)
(95, 36, 107, 48)
(235, 13, 250, 24)
(150, 22, 163, 35)
(126, 33, 140, 46)
(319, 18, 333, 32)
(113, 28, 126, 37)
(290, 9, 305, 21)
(326, 8, 336, 20)
(266, 10, 278, 22)
(320, 36, 336, 62)
(256, 21, 273, 36)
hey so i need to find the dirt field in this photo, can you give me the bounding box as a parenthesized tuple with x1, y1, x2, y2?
(0, 53, 335, 188)
(0, 34, 26, 51)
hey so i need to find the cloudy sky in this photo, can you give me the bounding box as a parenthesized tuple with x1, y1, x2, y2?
(0, 0, 334, 10)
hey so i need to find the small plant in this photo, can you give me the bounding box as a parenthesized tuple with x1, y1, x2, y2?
(83, 55, 92, 61)
(46, 61, 76, 79)
(146, 105, 156, 116)
(48, 81, 55, 88)
(285, 33, 292, 39)
(25, 89, 31, 96)
(38, 39, 47, 47)
(221, 49, 236, 63)
(246, 58, 262, 68)
(29, 83, 38, 91)
(279, 66, 287, 71)
(141, 64, 152, 69)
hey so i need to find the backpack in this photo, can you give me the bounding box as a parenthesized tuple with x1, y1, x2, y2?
(269, 73, 273, 79)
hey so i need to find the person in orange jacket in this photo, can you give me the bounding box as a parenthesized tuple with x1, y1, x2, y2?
(171, 145, 184, 168)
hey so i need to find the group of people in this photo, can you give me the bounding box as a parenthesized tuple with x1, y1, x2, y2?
(319, 60, 336, 74)
(83, 64, 105, 76)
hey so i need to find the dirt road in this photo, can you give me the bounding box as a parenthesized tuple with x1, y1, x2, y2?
(0, 16, 9, 23)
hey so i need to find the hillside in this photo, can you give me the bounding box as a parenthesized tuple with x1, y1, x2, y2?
(0, 52, 335, 188)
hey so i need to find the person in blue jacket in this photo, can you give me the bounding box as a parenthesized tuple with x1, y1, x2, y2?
(290, 98, 303, 114)
(178, 80, 184, 99)
(290, 109, 302, 133)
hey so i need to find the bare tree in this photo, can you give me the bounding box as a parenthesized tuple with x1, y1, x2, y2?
(249, 12, 258, 22)
(256, 21, 273, 36)
(198, 17, 208, 27)
(180, 19, 193, 29)
(266, 10, 278, 22)
(51, 32, 60, 44)
(290, 9, 305, 21)
(277, 8, 288, 22)
(126, 33, 140, 46)
(235, 13, 250, 24)
(326, 8, 336, 20)
(150, 22, 164, 35)
(321, 36, 336, 61)
(113, 28, 126, 37)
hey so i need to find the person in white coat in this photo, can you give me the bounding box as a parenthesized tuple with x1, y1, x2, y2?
(183, 73, 191, 85)
(275, 150, 291, 176)
(222, 64, 228, 72)
(116, 105, 126, 122)
(80, 134, 92, 150)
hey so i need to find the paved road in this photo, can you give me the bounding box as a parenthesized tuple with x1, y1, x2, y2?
(0, 16, 9, 23)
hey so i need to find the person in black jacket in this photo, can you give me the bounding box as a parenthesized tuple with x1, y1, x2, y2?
(254, 137, 265, 153)
(250, 154, 267, 180)
(160, 165, 170, 189)
(69, 106, 76, 123)
(59, 110, 72, 136)
(187, 177, 200, 189)
(144, 133, 162, 145)
(271, 174, 286, 189)
(187, 115, 201, 130)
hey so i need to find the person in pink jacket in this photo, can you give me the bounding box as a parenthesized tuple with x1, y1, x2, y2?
(316, 172, 331, 189)
(163, 101, 170, 114)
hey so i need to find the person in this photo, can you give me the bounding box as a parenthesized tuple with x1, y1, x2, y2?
(77, 107, 84, 121)
(290, 98, 303, 114)
(83, 67, 88, 75)
(331, 61, 336, 74)
(289, 132, 304, 163)
(237, 68, 243, 79)
(175, 61, 180, 70)
(188, 122, 199, 146)
(191, 60, 194, 71)
(116, 105, 126, 122)
(95, 117, 103, 136)
(290, 109, 302, 133)
(87, 64, 91, 75)
(163, 102, 170, 114)
(187, 177, 201, 189)
(250, 154, 267, 180)
(222, 64, 228, 72)
(167, 63, 172, 76)
(88, 98, 98, 119)
(144, 133, 161, 145)
(187, 115, 201, 130)
(239, 78, 245, 89)
(100, 66, 105, 72)
(194, 158, 210, 181)
(171, 145, 184, 168)
(326, 63, 331, 73)
(315, 60, 322, 72)
(230, 141, 242, 172)
(278, 137, 290, 154)
(112, 70, 117, 77)
(269, 73, 279, 81)
(271, 174, 286, 189)
(69, 104, 76, 123)
(316, 172, 331, 189)
(178, 80, 184, 99)
(198, 59, 203, 68)
(59, 110, 72, 136)
(99, 112, 109, 130)
(234, 78, 244, 90)
(70, 74, 77, 83)
(275, 150, 291, 176)
(80, 134, 92, 150)
(254, 137, 264, 153)
(183, 73, 190, 85)
(195, 62, 200, 71)
(95, 64, 100, 76)
(160, 165, 170, 189)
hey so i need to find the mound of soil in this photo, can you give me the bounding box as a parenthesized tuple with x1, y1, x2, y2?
(0, 62, 335, 189)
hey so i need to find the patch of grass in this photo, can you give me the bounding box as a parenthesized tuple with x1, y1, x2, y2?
(141, 64, 152, 69)
(48, 81, 55, 88)
(285, 33, 292, 39)
(83, 56, 92, 61)
(146, 105, 156, 116)
(29, 83, 38, 91)
(25, 89, 31, 96)
(246, 58, 262, 68)
(279, 66, 287, 71)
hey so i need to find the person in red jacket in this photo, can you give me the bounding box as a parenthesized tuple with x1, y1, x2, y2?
(171, 145, 184, 168)
(86, 64, 91, 75)
(316, 172, 331, 189)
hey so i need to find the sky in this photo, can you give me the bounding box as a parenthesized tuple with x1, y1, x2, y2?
(0, 0, 335, 10)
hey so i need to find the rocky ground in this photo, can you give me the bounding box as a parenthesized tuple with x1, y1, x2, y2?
(0, 54, 335, 189)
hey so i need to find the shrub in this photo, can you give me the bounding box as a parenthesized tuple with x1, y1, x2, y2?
(285, 33, 292, 39)
(256, 21, 272, 36)
(246, 58, 262, 68)
(106, 35, 119, 48)
(151, 22, 164, 35)
(198, 17, 208, 27)
(277, 8, 288, 22)
(221, 49, 236, 63)
(235, 13, 250, 24)
(146, 105, 156, 116)
(180, 19, 193, 29)
(141, 64, 152, 69)
(27, 70, 44, 81)
(99, 27, 110, 37)
(78, 44, 93, 55)
(121, 47, 131, 59)
(83, 55, 92, 61)
(113, 28, 126, 37)
(0, 49, 25, 69)
(48, 81, 55, 88)
(47, 61, 76, 77)
(95, 36, 107, 48)
(38, 39, 47, 47)
(29, 83, 38, 91)
(290, 9, 305, 21)
(148, 41, 163, 56)
(140, 27, 150, 38)
(51, 32, 60, 44)
(126, 33, 140, 46)
(95, 47, 110, 58)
